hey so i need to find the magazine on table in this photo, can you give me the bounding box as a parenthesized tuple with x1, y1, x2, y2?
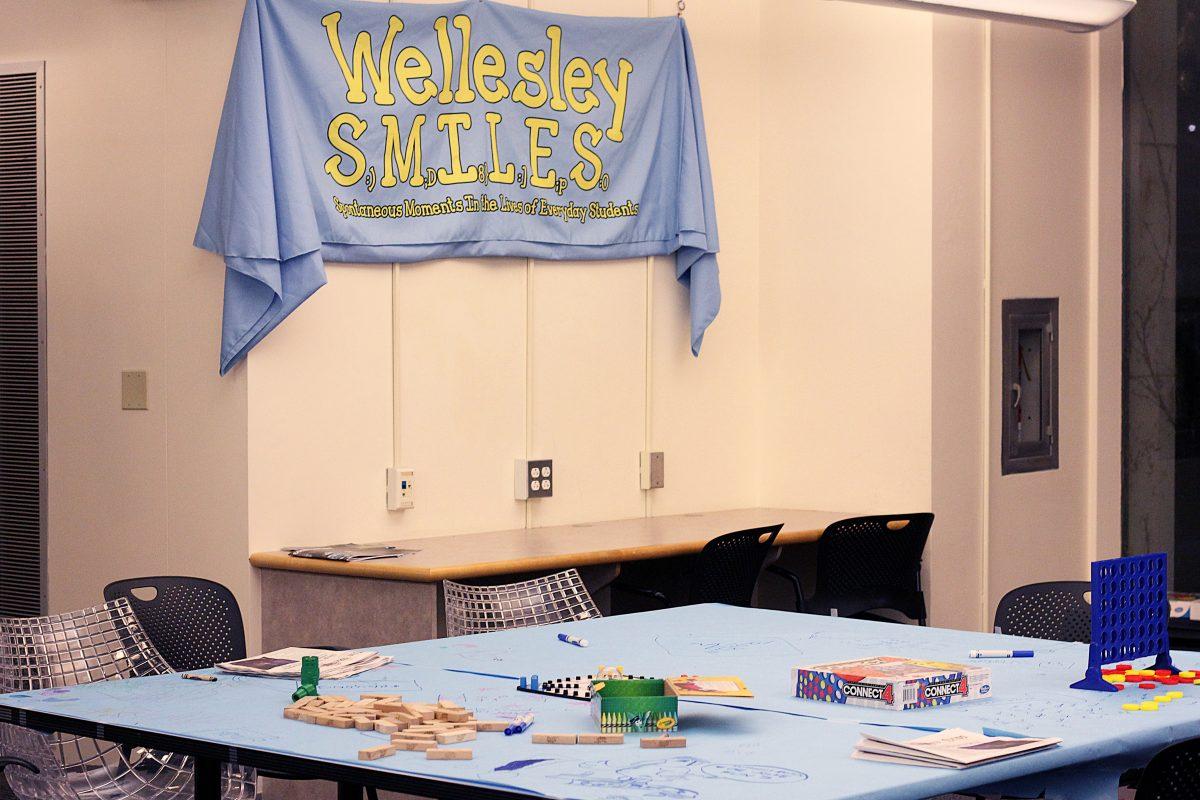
(282, 543, 420, 562)
(217, 647, 392, 679)
(852, 727, 1061, 769)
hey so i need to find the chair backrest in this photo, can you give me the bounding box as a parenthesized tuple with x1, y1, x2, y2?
(811, 513, 933, 621)
(1136, 736, 1200, 800)
(0, 600, 255, 800)
(104, 576, 247, 672)
(993, 581, 1091, 642)
(443, 568, 602, 637)
(686, 524, 783, 607)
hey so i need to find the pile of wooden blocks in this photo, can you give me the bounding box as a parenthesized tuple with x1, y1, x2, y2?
(284, 693, 509, 761)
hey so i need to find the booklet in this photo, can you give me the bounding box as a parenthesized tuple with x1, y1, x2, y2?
(664, 675, 753, 697)
(217, 647, 392, 679)
(282, 543, 420, 562)
(852, 727, 1061, 769)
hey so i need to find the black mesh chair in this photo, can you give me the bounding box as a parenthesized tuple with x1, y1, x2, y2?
(1135, 737, 1200, 799)
(768, 513, 933, 625)
(103, 576, 247, 671)
(103, 577, 375, 800)
(992, 581, 1091, 642)
(615, 524, 784, 608)
(686, 525, 783, 606)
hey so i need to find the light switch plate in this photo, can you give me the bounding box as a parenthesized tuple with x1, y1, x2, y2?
(386, 467, 414, 510)
(515, 459, 553, 499)
(121, 370, 148, 410)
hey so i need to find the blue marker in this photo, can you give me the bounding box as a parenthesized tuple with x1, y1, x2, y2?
(970, 649, 1034, 658)
(519, 676, 528, 690)
(531, 674, 539, 692)
(558, 633, 590, 648)
(504, 713, 535, 735)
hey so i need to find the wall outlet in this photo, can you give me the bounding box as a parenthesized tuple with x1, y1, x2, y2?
(640, 451, 665, 490)
(386, 467, 414, 510)
(515, 458, 553, 499)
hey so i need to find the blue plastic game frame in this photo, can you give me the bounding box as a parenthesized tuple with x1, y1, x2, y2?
(1071, 553, 1176, 692)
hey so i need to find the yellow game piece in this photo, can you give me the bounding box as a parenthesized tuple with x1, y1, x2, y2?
(1122, 703, 1141, 711)
(1181, 671, 1196, 679)
(1168, 691, 1184, 699)
(1141, 701, 1159, 711)
(1104, 674, 1126, 683)
(1154, 695, 1172, 703)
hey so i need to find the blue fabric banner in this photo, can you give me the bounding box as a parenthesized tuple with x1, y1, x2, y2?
(196, 0, 720, 374)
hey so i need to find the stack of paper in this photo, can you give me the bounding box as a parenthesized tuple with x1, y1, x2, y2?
(282, 544, 419, 562)
(217, 647, 392, 679)
(853, 728, 1061, 769)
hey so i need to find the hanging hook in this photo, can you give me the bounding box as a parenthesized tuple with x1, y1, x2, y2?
(676, 0, 685, 17)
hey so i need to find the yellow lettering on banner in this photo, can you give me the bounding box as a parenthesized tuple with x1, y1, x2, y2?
(545, 25, 567, 112)
(512, 50, 548, 109)
(563, 57, 599, 114)
(433, 16, 455, 104)
(485, 112, 516, 184)
(325, 113, 368, 186)
(473, 44, 509, 103)
(525, 117, 559, 189)
(453, 15, 476, 103)
(395, 47, 437, 105)
(436, 113, 480, 184)
(570, 122, 603, 190)
(322, 12, 403, 105)
(594, 58, 634, 142)
(381, 115, 426, 187)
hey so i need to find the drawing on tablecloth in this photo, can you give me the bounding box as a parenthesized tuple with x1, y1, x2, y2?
(489, 755, 807, 799)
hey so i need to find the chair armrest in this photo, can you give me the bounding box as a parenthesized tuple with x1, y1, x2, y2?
(765, 564, 806, 613)
(0, 756, 39, 776)
(611, 581, 670, 608)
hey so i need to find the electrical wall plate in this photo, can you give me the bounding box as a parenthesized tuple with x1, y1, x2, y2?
(121, 370, 148, 410)
(515, 458, 553, 499)
(386, 467, 414, 510)
(640, 451, 665, 490)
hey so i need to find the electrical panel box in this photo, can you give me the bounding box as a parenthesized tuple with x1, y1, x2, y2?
(1001, 298, 1059, 475)
(640, 451, 665, 490)
(515, 459, 553, 499)
(121, 370, 148, 410)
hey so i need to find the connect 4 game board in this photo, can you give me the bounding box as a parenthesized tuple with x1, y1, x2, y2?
(1072, 553, 1177, 692)
(792, 656, 992, 711)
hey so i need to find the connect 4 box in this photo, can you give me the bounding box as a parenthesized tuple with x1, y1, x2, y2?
(792, 656, 992, 711)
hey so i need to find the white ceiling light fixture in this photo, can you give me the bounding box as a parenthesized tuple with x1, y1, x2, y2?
(831, 0, 1135, 33)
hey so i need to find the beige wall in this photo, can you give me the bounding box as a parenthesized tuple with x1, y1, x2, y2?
(0, 0, 252, 620)
(10, 1, 1121, 644)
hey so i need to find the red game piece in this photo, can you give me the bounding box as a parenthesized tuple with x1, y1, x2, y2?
(1116, 684, 1126, 691)
(1156, 670, 1171, 677)
(1140, 682, 1157, 689)
(1116, 664, 1133, 672)
(1163, 677, 1180, 685)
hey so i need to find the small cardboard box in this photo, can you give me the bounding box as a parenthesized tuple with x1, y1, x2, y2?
(590, 679, 679, 734)
(792, 656, 991, 711)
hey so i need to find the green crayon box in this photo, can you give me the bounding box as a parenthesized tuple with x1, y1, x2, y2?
(589, 678, 679, 734)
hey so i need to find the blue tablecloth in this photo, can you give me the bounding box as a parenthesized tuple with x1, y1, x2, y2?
(3, 605, 1196, 799)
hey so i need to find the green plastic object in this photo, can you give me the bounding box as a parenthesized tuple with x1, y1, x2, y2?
(590, 679, 679, 734)
(291, 655, 320, 702)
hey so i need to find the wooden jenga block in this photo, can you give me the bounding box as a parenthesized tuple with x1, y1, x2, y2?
(640, 736, 686, 749)
(374, 720, 400, 734)
(373, 701, 408, 714)
(283, 708, 301, 720)
(443, 710, 472, 723)
(322, 696, 348, 702)
(437, 699, 463, 710)
(577, 733, 624, 745)
(475, 720, 509, 732)
(435, 730, 476, 744)
(360, 693, 401, 701)
(426, 749, 472, 760)
(292, 696, 320, 708)
(392, 738, 436, 751)
(354, 717, 375, 731)
(325, 715, 355, 729)
(358, 744, 397, 761)
(532, 733, 577, 745)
